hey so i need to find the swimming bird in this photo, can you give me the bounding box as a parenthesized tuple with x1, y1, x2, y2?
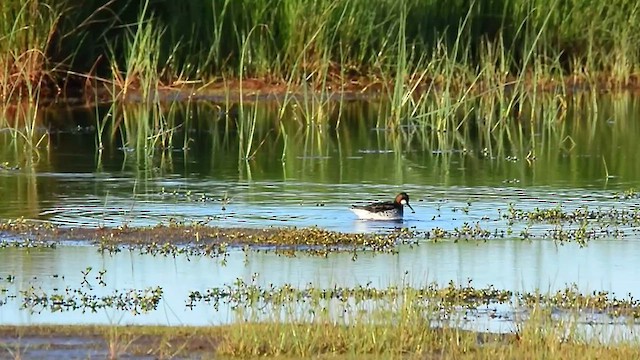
(350, 192, 415, 220)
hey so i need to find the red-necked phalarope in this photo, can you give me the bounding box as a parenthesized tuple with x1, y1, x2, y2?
(350, 192, 415, 220)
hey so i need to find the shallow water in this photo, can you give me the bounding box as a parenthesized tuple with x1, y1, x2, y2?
(1, 238, 640, 335)
(2, 94, 640, 330)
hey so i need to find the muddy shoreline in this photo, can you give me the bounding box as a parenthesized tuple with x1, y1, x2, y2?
(0, 325, 222, 359)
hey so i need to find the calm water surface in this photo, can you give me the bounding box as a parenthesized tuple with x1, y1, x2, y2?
(1, 95, 640, 329)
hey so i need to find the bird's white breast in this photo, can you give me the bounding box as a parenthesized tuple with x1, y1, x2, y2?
(350, 208, 402, 220)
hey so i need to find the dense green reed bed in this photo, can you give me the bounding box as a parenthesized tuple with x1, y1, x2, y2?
(2, 1, 639, 160)
(2, 0, 640, 103)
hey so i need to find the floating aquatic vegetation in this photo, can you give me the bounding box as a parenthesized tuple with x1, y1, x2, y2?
(505, 204, 640, 226)
(2, 268, 640, 331)
(3, 268, 162, 315)
(96, 237, 230, 260)
(157, 188, 222, 203)
(614, 188, 640, 200)
(93, 225, 416, 257)
(188, 279, 640, 321)
(0, 217, 56, 233)
(0, 162, 19, 171)
(425, 223, 504, 242)
(421, 221, 619, 247)
(0, 277, 532, 322)
(543, 223, 624, 247)
(0, 238, 57, 249)
(186, 277, 513, 312)
(521, 285, 640, 319)
(0, 214, 633, 257)
(0, 219, 419, 256)
(20, 286, 163, 315)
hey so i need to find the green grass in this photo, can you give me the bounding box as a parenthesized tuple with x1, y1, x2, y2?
(0, 0, 59, 102)
(0, 0, 58, 146)
(0, 0, 639, 159)
(157, 280, 640, 357)
(1, 0, 640, 101)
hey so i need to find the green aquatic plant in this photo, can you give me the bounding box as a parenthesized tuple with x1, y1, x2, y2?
(20, 285, 163, 315)
(1, 0, 640, 107)
(615, 188, 640, 200)
(0, 211, 633, 256)
(108, 0, 164, 101)
(186, 279, 640, 320)
(0, 239, 56, 249)
(3, 275, 640, 357)
(187, 278, 514, 312)
(0, 0, 60, 103)
(506, 205, 640, 226)
(206, 280, 640, 357)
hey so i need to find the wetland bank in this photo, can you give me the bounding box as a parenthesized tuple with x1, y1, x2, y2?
(3, 0, 640, 358)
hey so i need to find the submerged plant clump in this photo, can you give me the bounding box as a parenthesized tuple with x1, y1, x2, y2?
(521, 285, 640, 319)
(2, 273, 640, 357)
(92, 225, 418, 258)
(0, 215, 633, 257)
(614, 188, 640, 200)
(20, 286, 163, 315)
(188, 279, 640, 321)
(424, 221, 625, 247)
(187, 278, 513, 311)
(0, 238, 57, 249)
(96, 238, 231, 260)
(0, 217, 56, 233)
(0, 219, 419, 256)
(6, 272, 640, 321)
(505, 204, 640, 225)
(426, 223, 503, 242)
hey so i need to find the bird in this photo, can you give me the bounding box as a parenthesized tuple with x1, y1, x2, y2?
(350, 192, 415, 220)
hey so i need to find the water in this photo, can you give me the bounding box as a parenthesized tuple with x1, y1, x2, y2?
(1, 94, 640, 330)
(1, 239, 639, 328)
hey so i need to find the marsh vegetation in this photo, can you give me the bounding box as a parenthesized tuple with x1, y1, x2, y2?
(3, 0, 640, 358)
(3, 0, 640, 96)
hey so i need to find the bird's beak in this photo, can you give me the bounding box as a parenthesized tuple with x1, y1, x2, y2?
(407, 203, 415, 213)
